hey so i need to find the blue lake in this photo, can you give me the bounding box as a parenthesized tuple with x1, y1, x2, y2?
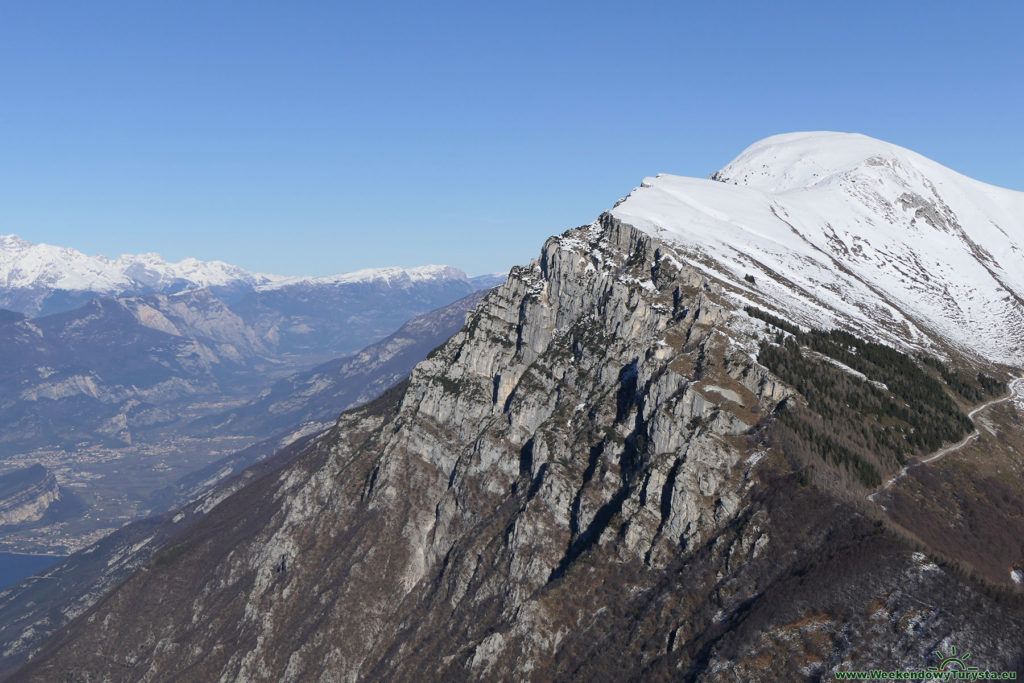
(0, 552, 65, 591)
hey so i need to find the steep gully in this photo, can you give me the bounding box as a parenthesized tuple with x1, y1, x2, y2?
(868, 376, 1024, 502)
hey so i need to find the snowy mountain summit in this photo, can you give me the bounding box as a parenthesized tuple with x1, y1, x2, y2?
(611, 131, 1024, 365)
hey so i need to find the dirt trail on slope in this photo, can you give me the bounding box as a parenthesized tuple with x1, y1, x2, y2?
(867, 376, 1024, 503)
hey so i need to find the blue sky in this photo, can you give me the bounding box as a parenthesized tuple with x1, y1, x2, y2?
(1, 1, 1021, 276)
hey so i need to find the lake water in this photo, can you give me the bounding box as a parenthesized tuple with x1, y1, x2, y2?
(0, 552, 65, 591)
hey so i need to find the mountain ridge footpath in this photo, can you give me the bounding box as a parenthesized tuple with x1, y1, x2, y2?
(870, 376, 1024, 501)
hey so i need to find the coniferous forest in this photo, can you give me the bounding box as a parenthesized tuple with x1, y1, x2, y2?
(745, 307, 1006, 489)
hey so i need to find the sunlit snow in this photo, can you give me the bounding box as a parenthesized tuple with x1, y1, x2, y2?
(611, 132, 1024, 364)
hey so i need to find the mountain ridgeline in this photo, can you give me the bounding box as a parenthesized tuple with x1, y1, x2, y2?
(12, 133, 1024, 680)
(0, 465, 61, 527)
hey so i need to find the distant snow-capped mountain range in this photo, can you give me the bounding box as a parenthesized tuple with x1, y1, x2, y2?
(0, 234, 277, 293)
(0, 234, 498, 316)
(258, 265, 472, 291)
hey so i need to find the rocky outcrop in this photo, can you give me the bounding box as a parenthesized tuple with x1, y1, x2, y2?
(18, 217, 1024, 681)
(0, 465, 60, 527)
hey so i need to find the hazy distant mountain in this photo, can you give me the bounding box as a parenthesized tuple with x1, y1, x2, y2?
(0, 263, 504, 452)
(0, 290, 270, 452)
(0, 260, 505, 555)
(199, 288, 491, 439)
(0, 290, 492, 674)
(229, 265, 501, 363)
(16, 133, 1024, 681)
(155, 288, 493, 508)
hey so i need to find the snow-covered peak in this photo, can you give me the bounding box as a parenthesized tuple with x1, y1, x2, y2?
(611, 132, 1024, 365)
(257, 265, 468, 291)
(0, 234, 33, 251)
(712, 132, 938, 192)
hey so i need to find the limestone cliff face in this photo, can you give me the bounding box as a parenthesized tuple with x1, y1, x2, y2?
(0, 465, 60, 527)
(19, 218, 1024, 681)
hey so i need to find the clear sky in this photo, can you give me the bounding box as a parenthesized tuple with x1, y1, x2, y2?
(1, 1, 1021, 277)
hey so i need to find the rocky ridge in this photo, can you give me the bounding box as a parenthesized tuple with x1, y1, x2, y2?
(0, 466, 60, 527)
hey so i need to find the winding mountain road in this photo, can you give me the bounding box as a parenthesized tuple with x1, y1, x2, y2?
(868, 376, 1024, 503)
